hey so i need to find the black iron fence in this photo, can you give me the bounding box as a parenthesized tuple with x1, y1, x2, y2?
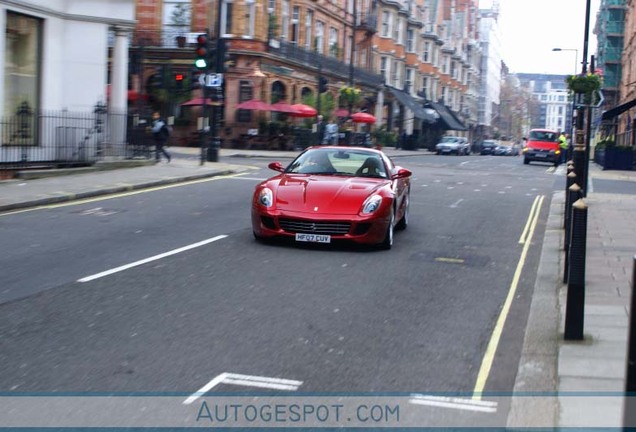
(270, 40, 385, 88)
(0, 109, 152, 171)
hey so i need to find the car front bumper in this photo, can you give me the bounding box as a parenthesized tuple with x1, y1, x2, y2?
(251, 206, 392, 245)
(524, 150, 560, 163)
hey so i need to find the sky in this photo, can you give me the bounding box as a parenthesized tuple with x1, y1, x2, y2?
(480, 0, 602, 75)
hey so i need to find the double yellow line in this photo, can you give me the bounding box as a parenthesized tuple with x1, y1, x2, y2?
(472, 194, 545, 400)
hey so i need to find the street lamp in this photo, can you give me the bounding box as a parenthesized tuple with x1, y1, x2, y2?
(552, 47, 579, 75)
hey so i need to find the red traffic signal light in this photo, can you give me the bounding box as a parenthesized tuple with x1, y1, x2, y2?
(175, 73, 184, 81)
(195, 33, 209, 69)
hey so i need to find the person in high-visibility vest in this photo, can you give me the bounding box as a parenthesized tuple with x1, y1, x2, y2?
(558, 131, 568, 164)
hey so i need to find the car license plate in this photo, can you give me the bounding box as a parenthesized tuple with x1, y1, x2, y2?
(295, 233, 331, 243)
(535, 153, 546, 158)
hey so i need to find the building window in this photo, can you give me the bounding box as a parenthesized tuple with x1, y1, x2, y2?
(281, 0, 290, 40)
(381, 11, 390, 37)
(237, 81, 254, 122)
(406, 29, 414, 52)
(290, 6, 300, 44)
(422, 41, 430, 62)
(162, 0, 191, 46)
(268, 0, 275, 11)
(316, 21, 324, 53)
(405, 68, 414, 94)
(4, 11, 41, 146)
(305, 10, 313, 49)
(245, 0, 256, 38)
(421, 76, 429, 99)
(392, 60, 399, 87)
(329, 27, 338, 57)
(220, 0, 234, 36)
(380, 56, 389, 82)
(393, 16, 401, 42)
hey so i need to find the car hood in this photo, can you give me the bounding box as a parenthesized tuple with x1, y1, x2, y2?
(269, 174, 388, 215)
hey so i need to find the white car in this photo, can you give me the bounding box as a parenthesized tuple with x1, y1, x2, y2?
(435, 136, 471, 155)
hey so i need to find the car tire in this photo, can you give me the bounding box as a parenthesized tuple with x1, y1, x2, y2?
(523, 158, 530, 165)
(379, 210, 394, 250)
(396, 194, 409, 231)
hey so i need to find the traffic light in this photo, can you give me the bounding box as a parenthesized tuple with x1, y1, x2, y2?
(174, 72, 184, 89)
(318, 77, 328, 93)
(194, 33, 209, 70)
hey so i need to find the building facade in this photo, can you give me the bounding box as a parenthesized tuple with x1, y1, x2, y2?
(0, 0, 135, 168)
(129, 0, 481, 148)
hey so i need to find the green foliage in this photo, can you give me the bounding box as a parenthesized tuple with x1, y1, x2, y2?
(302, 92, 335, 118)
(338, 86, 362, 108)
(372, 125, 397, 148)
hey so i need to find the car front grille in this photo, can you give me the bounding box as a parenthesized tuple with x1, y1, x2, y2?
(279, 218, 351, 235)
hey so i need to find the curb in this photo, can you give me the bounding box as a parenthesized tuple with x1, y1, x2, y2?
(506, 191, 564, 428)
(0, 169, 239, 213)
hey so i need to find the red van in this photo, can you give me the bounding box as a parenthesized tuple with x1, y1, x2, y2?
(522, 129, 561, 166)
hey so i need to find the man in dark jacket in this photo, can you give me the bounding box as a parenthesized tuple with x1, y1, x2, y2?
(151, 111, 171, 163)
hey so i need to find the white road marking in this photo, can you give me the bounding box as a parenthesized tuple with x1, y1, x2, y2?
(183, 373, 303, 405)
(77, 235, 228, 283)
(474, 189, 481, 192)
(230, 177, 268, 181)
(409, 395, 497, 413)
(450, 199, 464, 208)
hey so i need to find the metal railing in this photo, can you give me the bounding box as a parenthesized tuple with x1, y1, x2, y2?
(270, 40, 384, 87)
(0, 109, 152, 172)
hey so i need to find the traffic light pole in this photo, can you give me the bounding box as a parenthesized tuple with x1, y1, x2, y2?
(207, 5, 224, 163)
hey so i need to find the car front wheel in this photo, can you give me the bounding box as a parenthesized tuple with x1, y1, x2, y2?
(379, 210, 394, 250)
(396, 194, 409, 230)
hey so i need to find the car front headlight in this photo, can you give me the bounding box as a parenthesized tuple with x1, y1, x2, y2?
(257, 188, 273, 208)
(362, 195, 383, 214)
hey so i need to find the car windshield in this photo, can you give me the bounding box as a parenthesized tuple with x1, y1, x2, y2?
(529, 131, 557, 142)
(440, 137, 458, 143)
(286, 148, 388, 179)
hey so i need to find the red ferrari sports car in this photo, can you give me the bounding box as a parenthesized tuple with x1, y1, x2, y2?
(251, 146, 412, 249)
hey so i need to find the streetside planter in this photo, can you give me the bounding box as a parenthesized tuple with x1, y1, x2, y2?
(602, 146, 634, 170)
(595, 141, 634, 170)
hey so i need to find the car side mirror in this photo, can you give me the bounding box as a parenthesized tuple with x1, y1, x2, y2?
(268, 161, 285, 172)
(391, 168, 412, 180)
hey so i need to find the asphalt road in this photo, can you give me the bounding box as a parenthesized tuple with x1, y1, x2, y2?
(0, 153, 561, 426)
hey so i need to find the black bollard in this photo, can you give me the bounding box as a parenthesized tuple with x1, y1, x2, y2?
(564, 183, 582, 283)
(564, 198, 587, 340)
(624, 256, 636, 428)
(564, 170, 576, 229)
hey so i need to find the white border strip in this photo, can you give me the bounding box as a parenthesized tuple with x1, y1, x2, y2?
(77, 235, 228, 283)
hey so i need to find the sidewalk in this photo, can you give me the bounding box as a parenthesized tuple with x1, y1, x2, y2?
(0, 146, 428, 212)
(509, 162, 636, 428)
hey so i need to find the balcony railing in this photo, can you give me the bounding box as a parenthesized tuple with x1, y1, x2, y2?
(269, 40, 385, 87)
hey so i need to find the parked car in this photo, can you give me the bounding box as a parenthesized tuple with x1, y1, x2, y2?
(493, 145, 513, 156)
(480, 139, 498, 155)
(522, 129, 561, 166)
(436, 136, 470, 155)
(251, 146, 412, 250)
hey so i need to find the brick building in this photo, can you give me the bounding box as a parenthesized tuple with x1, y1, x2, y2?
(126, 0, 480, 148)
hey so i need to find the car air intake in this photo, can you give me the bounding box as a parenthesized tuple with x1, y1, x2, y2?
(279, 218, 351, 235)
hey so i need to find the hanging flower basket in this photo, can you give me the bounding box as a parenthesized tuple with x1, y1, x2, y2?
(566, 73, 602, 105)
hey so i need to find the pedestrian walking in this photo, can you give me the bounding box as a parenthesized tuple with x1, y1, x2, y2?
(151, 111, 171, 163)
